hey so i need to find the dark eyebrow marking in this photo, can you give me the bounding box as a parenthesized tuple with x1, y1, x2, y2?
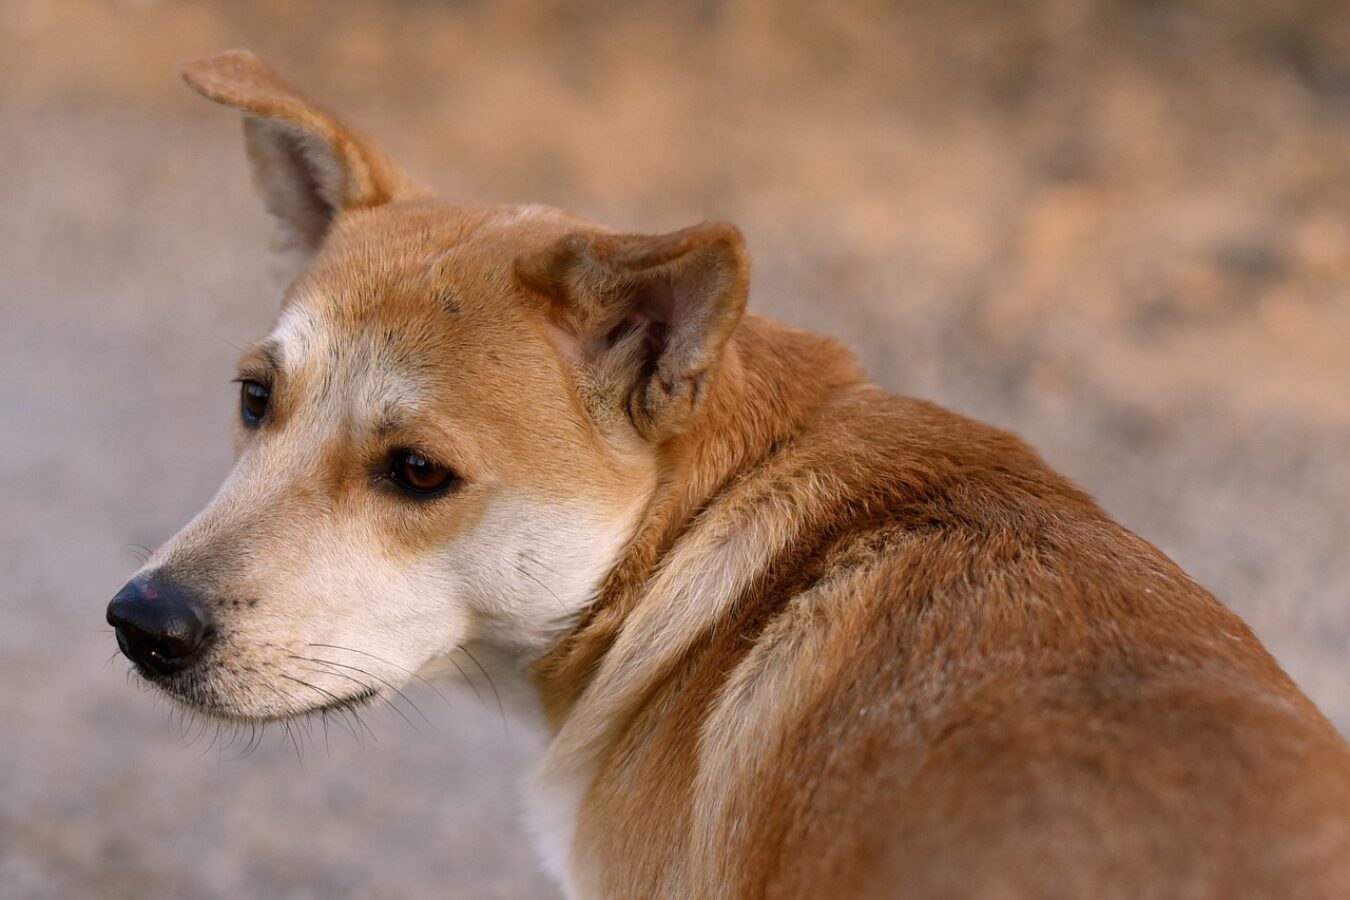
(237, 339, 282, 382)
(258, 340, 282, 371)
(375, 400, 415, 436)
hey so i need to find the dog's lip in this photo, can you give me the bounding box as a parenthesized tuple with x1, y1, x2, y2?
(132, 671, 380, 722)
(312, 685, 379, 714)
(115, 633, 381, 716)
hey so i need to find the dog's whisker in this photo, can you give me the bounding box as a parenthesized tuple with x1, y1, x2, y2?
(232, 699, 273, 759)
(460, 645, 507, 732)
(289, 653, 433, 727)
(263, 677, 362, 748)
(221, 723, 242, 761)
(318, 709, 332, 759)
(277, 672, 352, 711)
(442, 654, 486, 713)
(514, 562, 569, 615)
(298, 714, 317, 758)
(518, 549, 564, 579)
(290, 656, 423, 734)
(123, 543, 153, 564)
(355, 709, 378, 745)
(277, 672, 379, 745)
(337, 706, 367, 746)
(218, 720, 240, 754)
(289, 721, 306, 768)
(309, 640, 497, 726)
(197, 721, 223, 760)
(305, 642, 455, 711)
(281, 719, 304, 770)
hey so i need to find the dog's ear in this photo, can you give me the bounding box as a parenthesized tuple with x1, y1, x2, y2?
(179, 48, 414, 264)
(519, 222, 749, 441)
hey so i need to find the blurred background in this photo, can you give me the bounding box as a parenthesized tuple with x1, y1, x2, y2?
(2, 0, 1349, 897)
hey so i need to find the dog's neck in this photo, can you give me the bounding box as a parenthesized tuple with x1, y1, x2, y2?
(531, 313, 865, 728)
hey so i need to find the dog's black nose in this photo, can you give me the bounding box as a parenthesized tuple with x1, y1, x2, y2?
(107, 578, 214, 676)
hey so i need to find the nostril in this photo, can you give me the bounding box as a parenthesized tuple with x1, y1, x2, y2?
(122, 628, 185, 670)
(107, 578, 214, 677)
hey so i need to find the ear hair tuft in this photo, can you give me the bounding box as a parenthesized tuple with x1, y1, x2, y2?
(520, 222, 749, 440)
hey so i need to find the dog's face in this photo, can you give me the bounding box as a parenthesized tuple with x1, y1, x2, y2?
(131, 205, 647, 719)
(107, 51, 747, 720)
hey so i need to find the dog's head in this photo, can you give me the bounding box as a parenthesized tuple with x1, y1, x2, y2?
(107, 50, 748, 721)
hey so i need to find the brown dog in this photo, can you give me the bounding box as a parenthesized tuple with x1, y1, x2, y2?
(106, 49, 1350, 899)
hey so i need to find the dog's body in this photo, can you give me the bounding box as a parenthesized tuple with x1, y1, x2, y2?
(529, 315, 1350, 899)
(107, 50, 1350, 899)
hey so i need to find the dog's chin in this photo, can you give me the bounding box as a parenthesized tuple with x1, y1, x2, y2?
(133, 665, 379, 724)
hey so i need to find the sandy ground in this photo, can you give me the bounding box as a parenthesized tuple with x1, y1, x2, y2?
(1, 1, 1348, 897)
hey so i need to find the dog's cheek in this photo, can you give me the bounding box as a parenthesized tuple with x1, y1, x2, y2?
(283, 524, 471, 662)
(443, 493, 643, 652)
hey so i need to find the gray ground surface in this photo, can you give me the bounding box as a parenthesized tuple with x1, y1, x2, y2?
(2, 1, 1348, 897)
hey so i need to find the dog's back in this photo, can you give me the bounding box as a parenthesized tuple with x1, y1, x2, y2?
(537, 315, 1350, 899)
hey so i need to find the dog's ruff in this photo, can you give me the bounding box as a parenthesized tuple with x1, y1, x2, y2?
(113, 48, 1350, 899)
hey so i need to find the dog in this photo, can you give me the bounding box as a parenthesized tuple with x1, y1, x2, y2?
(107, 49, 1350, 899)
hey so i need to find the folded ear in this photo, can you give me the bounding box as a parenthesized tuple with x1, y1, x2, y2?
(519, 222, 749, 441)
(179, 49, 415, 264)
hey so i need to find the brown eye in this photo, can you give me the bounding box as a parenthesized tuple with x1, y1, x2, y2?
(389, 449, 456, 496)
(240, 380, 269, 426)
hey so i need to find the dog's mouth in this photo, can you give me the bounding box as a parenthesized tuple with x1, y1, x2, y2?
(126, 655, 383, 723)
(307, 685, 379, 715)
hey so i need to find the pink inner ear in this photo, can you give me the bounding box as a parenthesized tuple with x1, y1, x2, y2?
(593, 271, 679, 355)
(543, 320, 588, 365)
(634, 275, 678, 326)
(602, 311, 668, 372)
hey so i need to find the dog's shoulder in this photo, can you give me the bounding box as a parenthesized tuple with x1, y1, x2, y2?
(570, 367, 1350, 898)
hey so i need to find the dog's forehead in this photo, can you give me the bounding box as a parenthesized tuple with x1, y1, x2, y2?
(265, 301, 433, 422)
(276, 201, 575, 334)
(251, 201, 597, 448)
(261, 275, 541, 436)
(271, 232, 506, 376)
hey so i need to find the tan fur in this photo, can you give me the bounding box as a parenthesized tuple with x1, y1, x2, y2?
(127, 50, 1350, 898)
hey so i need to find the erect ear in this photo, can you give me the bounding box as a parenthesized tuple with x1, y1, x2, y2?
(518, 222, 749, 441)
(179, 49, 416, 265)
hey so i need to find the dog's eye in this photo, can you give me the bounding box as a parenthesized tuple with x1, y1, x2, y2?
(239, 380, 270, 427)
(389, 450, 456, 496)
